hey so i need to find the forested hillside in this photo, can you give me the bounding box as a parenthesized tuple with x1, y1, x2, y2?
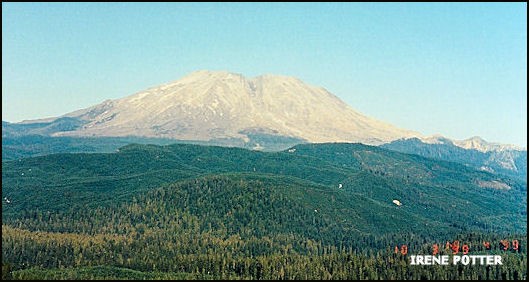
(2, 143, 527, 279)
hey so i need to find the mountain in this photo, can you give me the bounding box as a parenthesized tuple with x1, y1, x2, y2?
(381, 137, 527, 181)
(6, 70, 524, 156)
(10, 70, 419, 146)
(422, 135, 525, 152)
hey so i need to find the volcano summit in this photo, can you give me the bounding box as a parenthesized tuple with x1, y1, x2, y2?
(24, 70, 420, 145)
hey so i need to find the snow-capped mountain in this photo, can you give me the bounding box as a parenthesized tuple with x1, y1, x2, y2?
(26, 70, 421, 145)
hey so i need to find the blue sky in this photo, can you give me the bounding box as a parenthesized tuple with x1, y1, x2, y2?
(2, 2, 527, 146)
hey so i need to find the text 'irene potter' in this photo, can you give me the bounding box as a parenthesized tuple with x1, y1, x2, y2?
(409, 255, 502, 266)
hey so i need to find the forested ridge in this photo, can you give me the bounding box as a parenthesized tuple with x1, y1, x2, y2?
(2, 143, 527, 279)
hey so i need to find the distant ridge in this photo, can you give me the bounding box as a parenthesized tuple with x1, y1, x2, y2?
(381, 136, 527, 181)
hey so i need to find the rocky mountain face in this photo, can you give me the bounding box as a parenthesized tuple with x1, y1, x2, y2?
(20, 70, 420, 145)
(421, 135, 525, 153)
(381, 137, 527, 181)
(452, 136, 525, 153)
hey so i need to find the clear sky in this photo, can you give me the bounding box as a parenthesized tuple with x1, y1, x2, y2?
(2, 2, 527, 147)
